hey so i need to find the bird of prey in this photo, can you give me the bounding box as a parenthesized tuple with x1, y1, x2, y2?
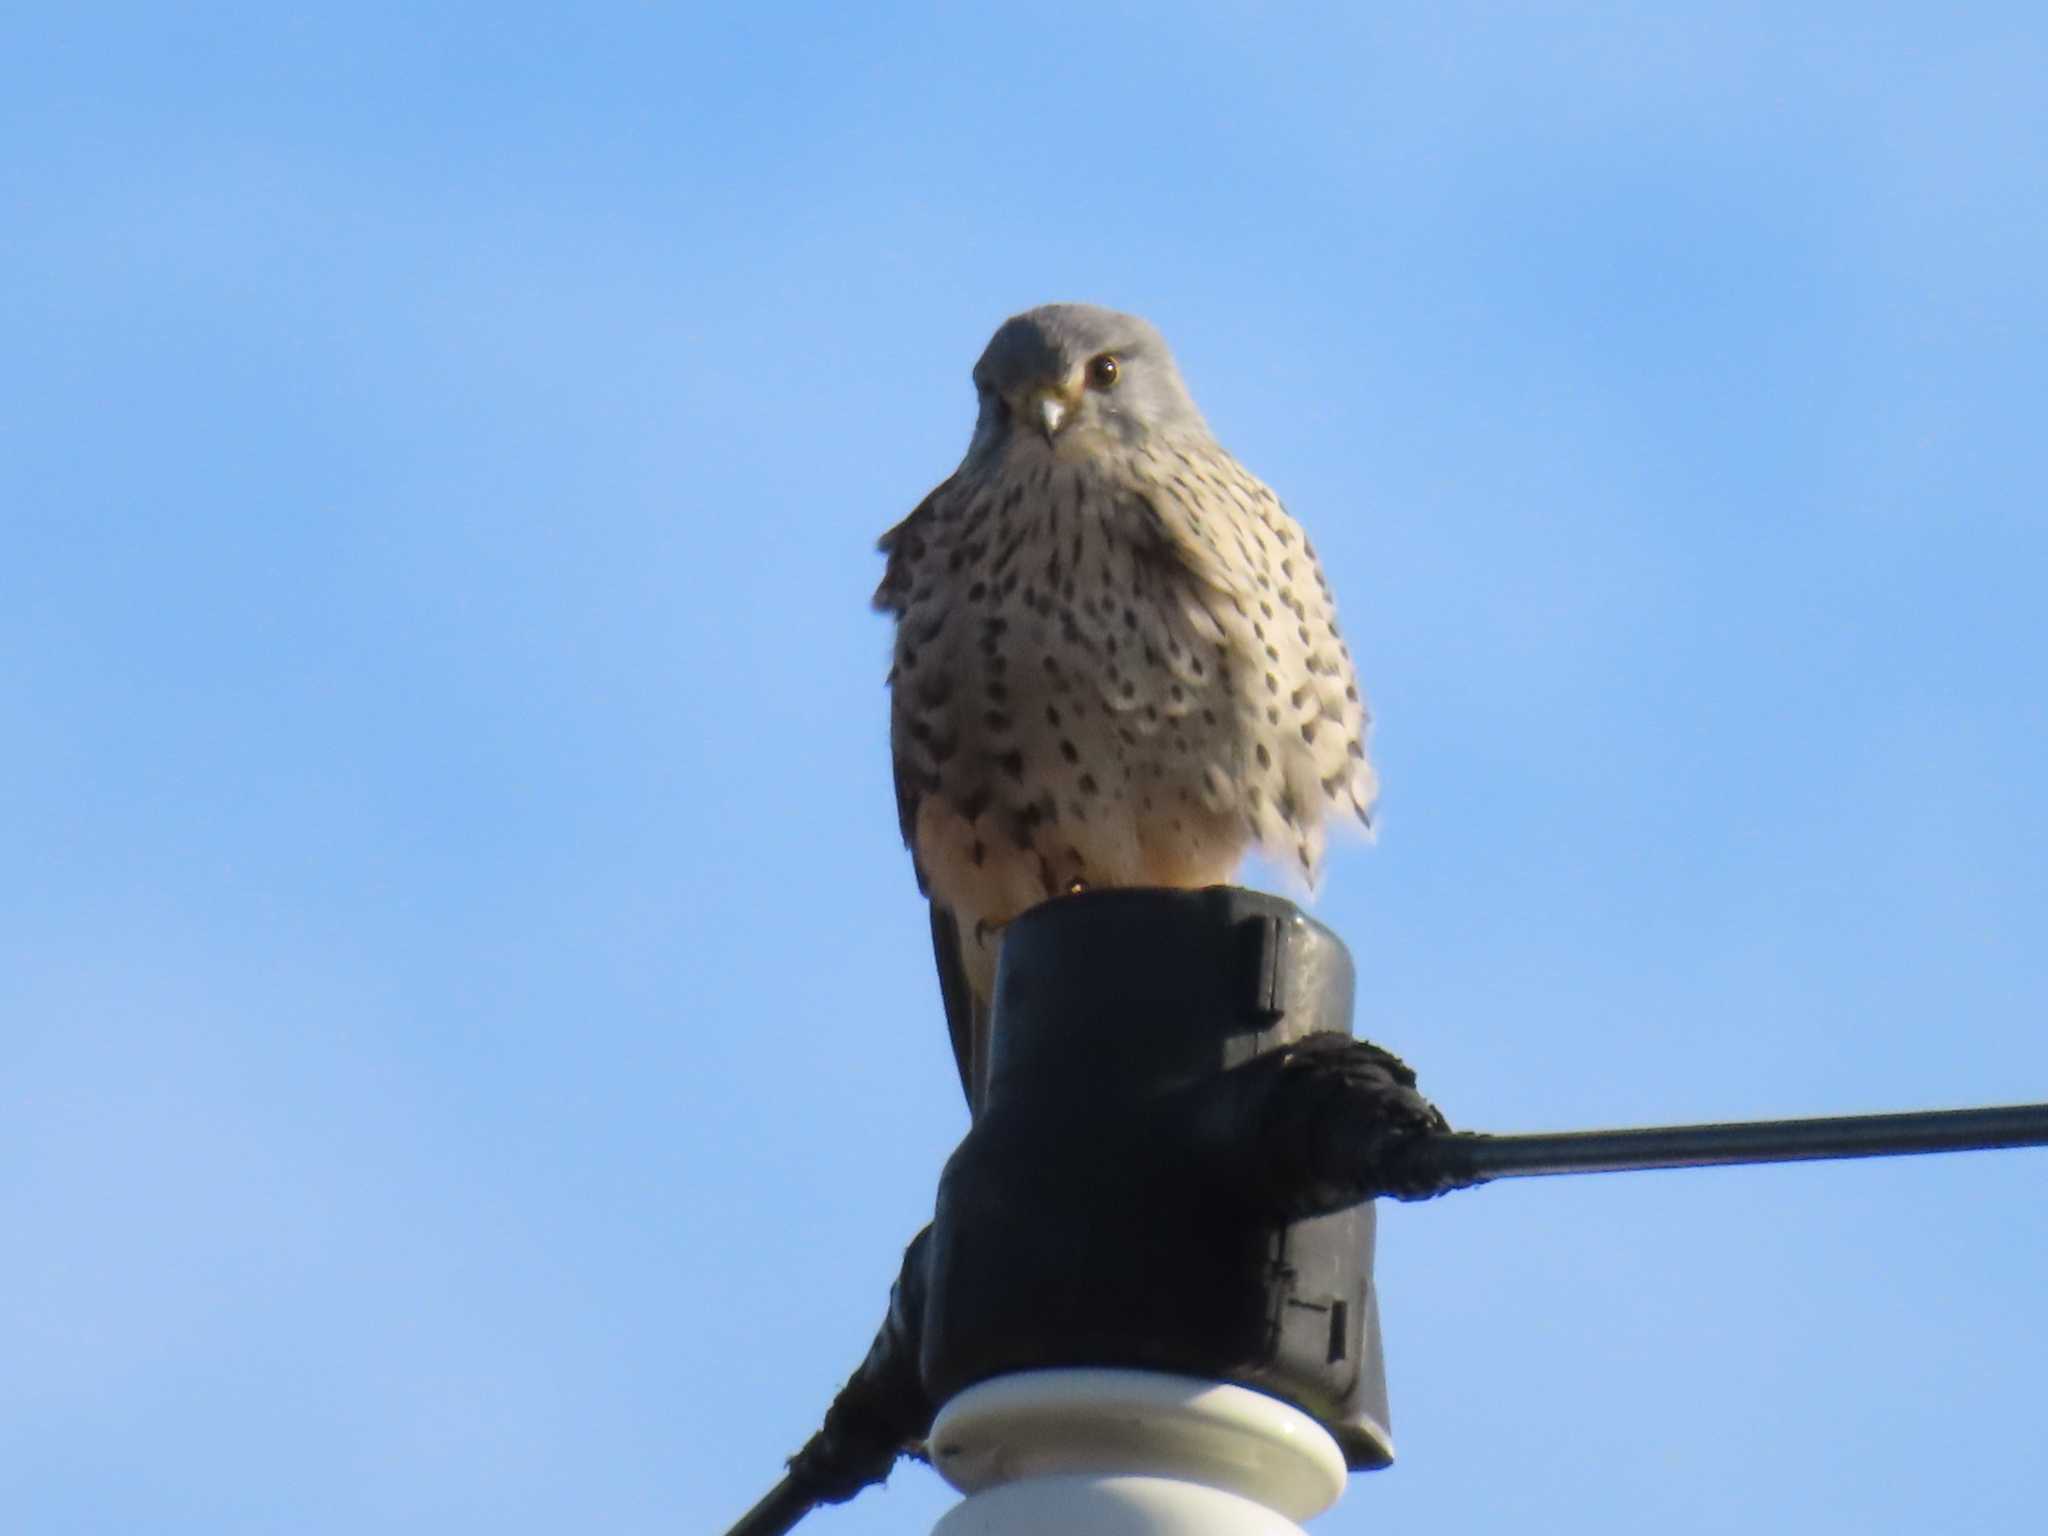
(875, 304, 1375, 1114)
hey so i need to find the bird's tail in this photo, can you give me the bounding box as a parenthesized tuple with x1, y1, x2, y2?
(928, 901, 998, 1116)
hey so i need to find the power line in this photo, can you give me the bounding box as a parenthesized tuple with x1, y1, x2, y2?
(1399, 1100, 2048, 1189)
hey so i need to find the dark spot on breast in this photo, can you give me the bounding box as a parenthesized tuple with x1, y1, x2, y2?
(992, 532, 1028, 575)
(996, 750, 1025, 780)
(1059, 738, 1079, 763)
(1007, 803, 1046, 848)
(1255, 743, 1272, 769)
(1079, 773, 1100, 796)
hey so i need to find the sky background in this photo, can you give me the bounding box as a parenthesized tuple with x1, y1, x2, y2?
(5, 4, 2046, 1532)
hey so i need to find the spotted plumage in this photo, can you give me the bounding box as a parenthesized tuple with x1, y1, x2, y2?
(875, 304, 1375, 1112)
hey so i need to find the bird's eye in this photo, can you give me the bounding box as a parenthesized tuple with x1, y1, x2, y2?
(1086, 353, 1120, 389)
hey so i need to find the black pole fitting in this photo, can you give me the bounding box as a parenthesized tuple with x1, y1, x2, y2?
(920, 885, 1423, 1470)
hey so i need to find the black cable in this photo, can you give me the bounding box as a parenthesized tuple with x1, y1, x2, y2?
(724, 1476, 813, 1536)
(720, 1227, 935, 1536)
(1399, 1101, 2048, 1191)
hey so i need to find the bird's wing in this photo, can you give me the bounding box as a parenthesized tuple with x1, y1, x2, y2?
(880, 483, 995, 1111)
(875, 483, 951, 868)
(872, 485, 942, 617)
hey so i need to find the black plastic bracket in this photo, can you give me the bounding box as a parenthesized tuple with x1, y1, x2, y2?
(921, 885, 1427, 1470)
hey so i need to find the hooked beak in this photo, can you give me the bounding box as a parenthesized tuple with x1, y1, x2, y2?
(1014, 383, 1079, 442)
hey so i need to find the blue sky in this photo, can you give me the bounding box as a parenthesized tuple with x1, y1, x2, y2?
(5, 4, 2045, 1532)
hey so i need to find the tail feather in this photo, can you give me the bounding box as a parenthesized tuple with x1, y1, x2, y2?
(928, 901, 997, 1116)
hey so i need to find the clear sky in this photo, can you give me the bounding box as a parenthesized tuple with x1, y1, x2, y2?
(5, 4, 2045, 1532)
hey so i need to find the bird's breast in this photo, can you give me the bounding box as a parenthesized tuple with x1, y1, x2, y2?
(891, 463, 1255, 925)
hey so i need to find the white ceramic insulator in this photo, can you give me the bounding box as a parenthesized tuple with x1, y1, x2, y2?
(929, 1368, 1348, 1535)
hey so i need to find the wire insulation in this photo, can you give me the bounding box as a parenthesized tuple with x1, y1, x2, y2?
(1424, 1102, 2048, 1186)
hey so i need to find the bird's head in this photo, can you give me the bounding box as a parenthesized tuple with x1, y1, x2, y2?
(967, 304, 1209, 461)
